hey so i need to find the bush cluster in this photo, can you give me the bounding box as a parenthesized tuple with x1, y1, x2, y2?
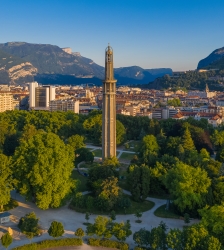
(12, 238, 83, 250)
(88, 238, 129, 250)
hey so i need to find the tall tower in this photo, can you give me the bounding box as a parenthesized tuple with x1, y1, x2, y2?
(102, 44, 117, 160)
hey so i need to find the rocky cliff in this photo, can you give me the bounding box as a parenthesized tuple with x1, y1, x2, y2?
(0, 49, 37, 84)
(197, 46, 224, 70)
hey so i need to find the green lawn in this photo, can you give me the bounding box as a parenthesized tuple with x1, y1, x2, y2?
(71, 170, 88, 192)
(119, 152, 135, 161)
(124, 141, 140, 152)
(92, 149, 102, 157)
(154, 204, 181, 219)
(71, 194, 155, 215)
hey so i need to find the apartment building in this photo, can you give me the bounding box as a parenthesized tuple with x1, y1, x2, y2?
(49, 99, 79, 113)
(0, 92, 13, 112)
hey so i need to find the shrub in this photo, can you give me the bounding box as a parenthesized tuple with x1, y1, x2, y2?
(12, 238, 82, 250)
(88, 238, 129, 250)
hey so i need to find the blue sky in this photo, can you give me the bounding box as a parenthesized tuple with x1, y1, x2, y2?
(1, 0, 224, 70)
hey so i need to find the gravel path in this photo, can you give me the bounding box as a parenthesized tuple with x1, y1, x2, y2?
(0, 190, 199, 250)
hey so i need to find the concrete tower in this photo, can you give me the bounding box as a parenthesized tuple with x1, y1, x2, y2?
(102, 44, 117, 160)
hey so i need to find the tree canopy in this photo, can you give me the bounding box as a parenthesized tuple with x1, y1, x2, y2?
(12, 131, 76, 209)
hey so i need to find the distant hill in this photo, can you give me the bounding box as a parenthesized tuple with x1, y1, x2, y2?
(0, 42, 172, 85)
(0, 49, 36, 84)
(197, 47, 224, 70)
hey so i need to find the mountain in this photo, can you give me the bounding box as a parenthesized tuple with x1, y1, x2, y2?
(0, 49, 37, 84)
(197, 46, 224, 70)
(0, 42, 172, 85)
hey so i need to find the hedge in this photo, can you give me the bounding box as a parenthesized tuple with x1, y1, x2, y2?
(12, 238, 82, 250)
(88, 238, 129, 250)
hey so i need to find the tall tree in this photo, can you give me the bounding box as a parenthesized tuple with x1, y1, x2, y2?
(163, 162, 211, 212)
(67, 134, 85, 151)
(1, 232, 13, 250)
(139, 135, 159, 165)
(128, 164, 150, 202)
(199, 204, 224, 245)
(0, 154, 13, 210)
(98, 177, 122, 211)
(181, 127, 195, 152)
(12, 131, 76, 209)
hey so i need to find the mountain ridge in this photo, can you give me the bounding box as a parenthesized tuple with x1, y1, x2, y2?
(0, 42, 172, 85)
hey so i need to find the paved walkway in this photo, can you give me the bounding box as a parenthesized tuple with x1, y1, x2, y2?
(0, 190, 199, 250)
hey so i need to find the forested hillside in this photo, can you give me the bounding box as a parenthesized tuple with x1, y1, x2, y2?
(148, 69, 224, 90)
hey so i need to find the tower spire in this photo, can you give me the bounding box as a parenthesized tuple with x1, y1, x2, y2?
(102, 45, 117, 160)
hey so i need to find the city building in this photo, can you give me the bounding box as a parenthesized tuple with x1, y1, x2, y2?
(50, 99, 79, 113)
(102, 45, 117, 160)
(0, 92, 13, 112)
(29, 82, 55, 110)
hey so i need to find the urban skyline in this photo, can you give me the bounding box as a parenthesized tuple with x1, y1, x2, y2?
(1, 0, 224, 71)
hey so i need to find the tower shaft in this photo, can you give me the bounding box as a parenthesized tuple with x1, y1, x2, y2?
(102, 45, 117, 160)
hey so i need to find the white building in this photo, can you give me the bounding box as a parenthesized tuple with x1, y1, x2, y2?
(49, 99, 79, 113)
(29, 81, 38, 108)
(29, 82, 56, 110)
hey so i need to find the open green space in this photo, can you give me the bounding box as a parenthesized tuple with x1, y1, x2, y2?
(92, 149, 102, 157)
(154, 204, 181, 219)
(71, 170, 88, 192)
(124, 140, 140, 152)
(119, 152, 135, 161)
(71, 194, 154, 215)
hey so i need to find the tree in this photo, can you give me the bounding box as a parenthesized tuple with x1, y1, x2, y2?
(1, 232, 13, 250)
(135, 210, 142, 223)
(0, 153, 13, 210)
(167, 98, 181, 107)
(12, 132, 76, 209)
(97, 177, 122, 211)
(184, 213, 190, 224)
(128, 164, 150, 202)
(110, 210, 116, 221)
(213, 177, 224, 204)
(87, 166, 118, 195)
(118, 196, 131, 214)
(67, 134, 85, 151)
(75, 228, 85, 239)
(19, 124, 38, 142)
(166, 228, 183, 250)
(133, 228, 150, 247)
(85, 212, 90, 224)
(111, 220, 132, 242)
(86, 216, 112, 239)
(199, 204, 224, 245)
(48, 221, 64, 238)
(139, 135, 159, 165)
(102, 156, 120, 168)
(116, 120, 126, 145)
(162, 162, 211, 212)
(18, 212, 40, 236)
(181, 127, 195, 152)
(149, 222, 168, 250)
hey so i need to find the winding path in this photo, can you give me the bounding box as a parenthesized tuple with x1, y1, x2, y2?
(0, 189, 199, 250)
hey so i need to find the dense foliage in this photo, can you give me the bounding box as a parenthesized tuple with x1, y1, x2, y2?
(149, 70, 224, 91)
(11, 238, 82, 250)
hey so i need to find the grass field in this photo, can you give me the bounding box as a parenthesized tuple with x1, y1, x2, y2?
(71, 170, 88, 192)
(92, 149, 102, 157)
(119, 152, 135, 161)
(154, 204, 181, 219)
(71, 194, 155, 215)
(124, 141, 140, 152)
